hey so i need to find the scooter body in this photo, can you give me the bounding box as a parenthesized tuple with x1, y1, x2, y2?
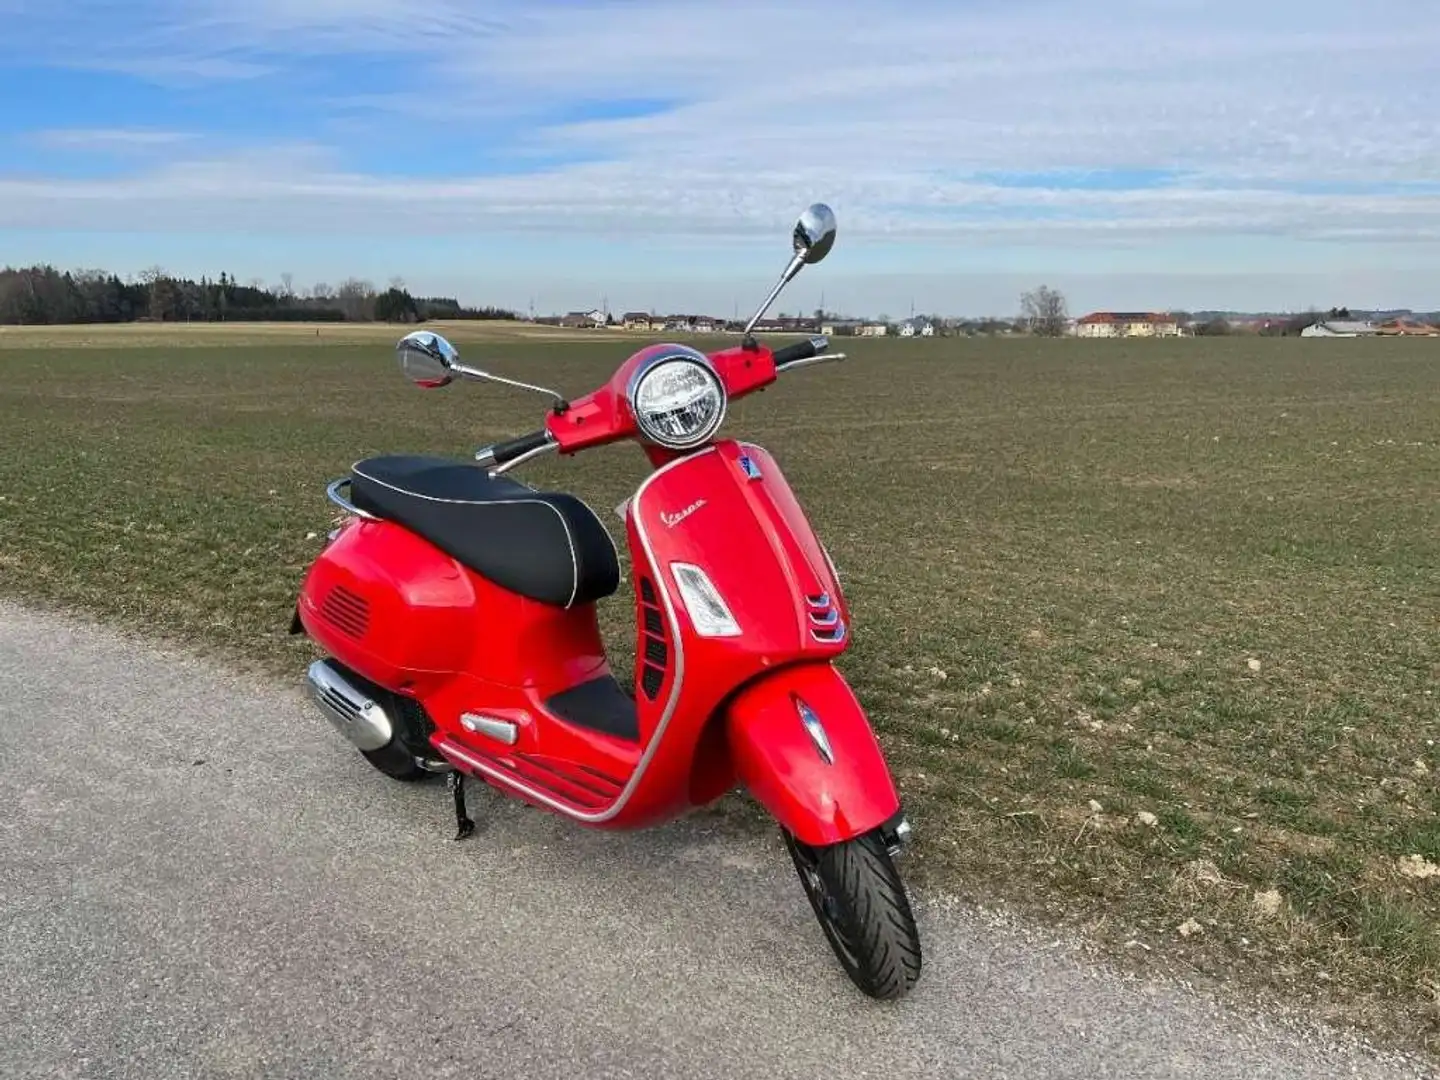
(292, 202, 922, 999)
(297, 423, 900, 846)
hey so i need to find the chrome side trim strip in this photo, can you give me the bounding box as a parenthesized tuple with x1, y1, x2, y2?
(445, 445, 720, 823)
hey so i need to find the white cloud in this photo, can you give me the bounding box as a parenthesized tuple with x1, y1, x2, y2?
(28, 128, 197, 149)
(6, 0, 1440, 300)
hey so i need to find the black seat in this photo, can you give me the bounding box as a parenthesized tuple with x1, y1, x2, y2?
(349, 455, 620, 608)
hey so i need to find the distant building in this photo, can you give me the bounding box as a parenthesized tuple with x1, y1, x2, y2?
(559, 309, 607, 329)
(1375, 318, 1440, 337)
(898, 318, 935, 337)
(1075, 312, 1182, 338)
(621, 312, 654, 330)
(856, 322, 889, 337)
(1300, 320, 1378, 337)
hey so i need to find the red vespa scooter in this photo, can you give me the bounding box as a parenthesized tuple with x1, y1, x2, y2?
(291, 204, 922, 999)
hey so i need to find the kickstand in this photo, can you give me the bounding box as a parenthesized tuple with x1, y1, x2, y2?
(447, 770, 476, 841)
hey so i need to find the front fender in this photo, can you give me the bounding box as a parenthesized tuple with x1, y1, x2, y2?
(725, 661, 900, 847)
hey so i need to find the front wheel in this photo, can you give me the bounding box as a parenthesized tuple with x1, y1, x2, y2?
(782, 828, 922, 1000)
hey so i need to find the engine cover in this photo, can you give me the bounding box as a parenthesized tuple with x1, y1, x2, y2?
(297, 519, 480, 694)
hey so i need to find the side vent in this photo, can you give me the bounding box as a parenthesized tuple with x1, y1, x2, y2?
(806, 592, 846, 644)
(637, 576, 670, 700)
(319, 585, 370, 639)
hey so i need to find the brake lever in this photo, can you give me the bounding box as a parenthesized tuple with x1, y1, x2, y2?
(777, 351, 847, 373)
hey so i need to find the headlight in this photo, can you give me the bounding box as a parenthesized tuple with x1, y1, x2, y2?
(629, 349, 726, 450)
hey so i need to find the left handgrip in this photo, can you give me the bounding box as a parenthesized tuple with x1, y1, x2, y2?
(477, 429, 552, 467)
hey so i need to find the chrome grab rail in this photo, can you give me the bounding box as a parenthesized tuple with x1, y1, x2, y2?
(325, 477, 380, 521)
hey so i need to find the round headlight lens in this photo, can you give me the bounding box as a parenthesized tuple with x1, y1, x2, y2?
(631, 357, 726, 449)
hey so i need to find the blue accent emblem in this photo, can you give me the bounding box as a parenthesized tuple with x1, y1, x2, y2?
(738, 454, 762, 480)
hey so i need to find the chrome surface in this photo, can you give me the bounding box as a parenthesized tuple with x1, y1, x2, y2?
(795, 697, 835, 765)
(741, 202, 839, 338)
(488, 438, 559, 476)
(306, 659, 394, 752)
(325, 478, 379, 521)
(886, 817, 913, 856)
(805, 590, 846, 643)
(451, 360, 566, 408)
(741, 257, 805, 339)
(473, 444, 497, 466)
(793, 203, 837, 265)
(774, 351, 846, 373)
(460, 712, 519, 745)
(396, 330, 458, 386)
(624, 347, 728, 451)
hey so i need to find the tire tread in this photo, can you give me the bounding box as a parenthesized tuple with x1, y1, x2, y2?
(790, 829, 922, 1000)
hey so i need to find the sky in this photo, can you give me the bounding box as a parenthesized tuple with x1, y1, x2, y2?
(2, 0, 1439, 317)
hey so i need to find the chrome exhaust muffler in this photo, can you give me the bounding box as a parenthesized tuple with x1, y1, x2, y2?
(305, 659, 394, 752)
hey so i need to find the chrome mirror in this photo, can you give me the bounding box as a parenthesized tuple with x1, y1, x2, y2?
(396, 328, 569, 411)
(793, 203, 837, 265)
(741, 202, 839, 339)
(397, 330, 458, 388)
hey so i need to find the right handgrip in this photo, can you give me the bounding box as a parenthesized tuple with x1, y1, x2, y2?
(773, 335, 829, 368)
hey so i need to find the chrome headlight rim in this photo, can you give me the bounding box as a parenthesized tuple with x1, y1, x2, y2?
(626, 347, 728, 451)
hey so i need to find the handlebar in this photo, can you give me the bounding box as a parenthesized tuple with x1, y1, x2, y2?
(475, 429, 553, 469)
(772, 335, 828, 368)
(473, 335, 841, 474)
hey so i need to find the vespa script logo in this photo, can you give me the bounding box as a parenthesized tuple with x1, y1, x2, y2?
(660, 498, 707, 528)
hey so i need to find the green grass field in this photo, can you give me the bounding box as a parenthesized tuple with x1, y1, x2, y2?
(2, 324, 1437, 1052)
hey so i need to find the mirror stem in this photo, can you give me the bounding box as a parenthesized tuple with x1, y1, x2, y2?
(452, 362, 568, 413)
(740, 251, 807, 341)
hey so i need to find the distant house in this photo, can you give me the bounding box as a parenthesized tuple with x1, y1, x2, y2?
(621, 311, 654, 330)
(1075, 312, 1182, 338)
(774, 316, 819, 333)
(856, 323, 889, 337)
(559, 309, 607, 329)
(1300, 320, 1378, 338)
(1375, 318, 1440, 337)
(898, 318, 935, 338)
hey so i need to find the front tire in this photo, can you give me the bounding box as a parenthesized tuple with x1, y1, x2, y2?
(783, 828, 922, 1000)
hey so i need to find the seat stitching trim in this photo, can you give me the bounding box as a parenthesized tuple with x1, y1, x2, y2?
(352, 464, 579, 604)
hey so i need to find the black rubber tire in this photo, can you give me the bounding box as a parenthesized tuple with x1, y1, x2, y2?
(783, 828, 922, 1000)
(360, 739, 430, 781)
(359, 692, 438, 783)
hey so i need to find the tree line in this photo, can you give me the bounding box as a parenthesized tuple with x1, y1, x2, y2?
(0, 264, 518, 326)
